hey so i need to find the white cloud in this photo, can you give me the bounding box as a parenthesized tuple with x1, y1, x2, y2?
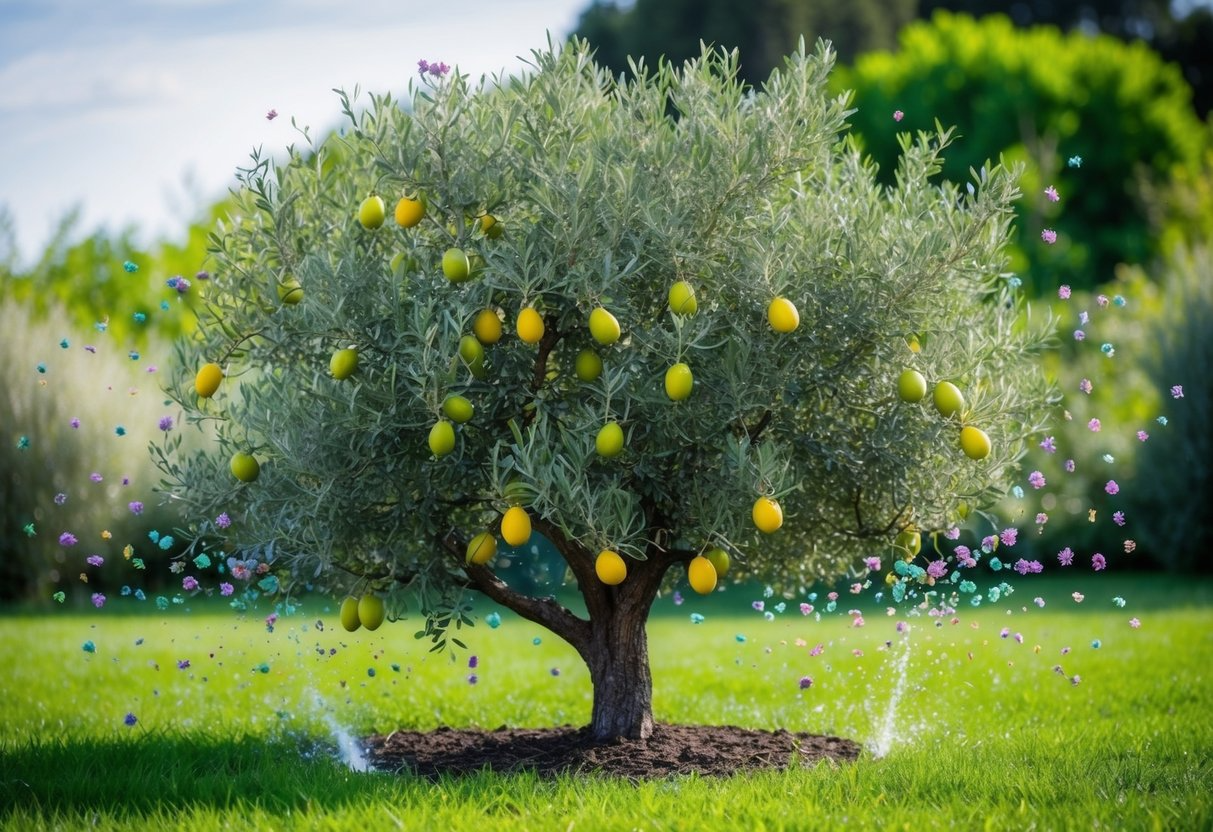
(0, 0, 587, 262)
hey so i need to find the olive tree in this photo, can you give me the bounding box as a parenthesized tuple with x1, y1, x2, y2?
(160, 40, 1051, 741)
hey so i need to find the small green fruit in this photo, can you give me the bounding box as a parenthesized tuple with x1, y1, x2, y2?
(428, 420, 456, 456)
(339, 596, 361, 632)
(897, 369, 927, 403)
(230, 453, 260, 483)
(358, 195, 386, 229)
(595, 421, 625, 458)
(442, 248, 471, 282)
(442, 395, 475, 424)
(330, 348, 358, 380)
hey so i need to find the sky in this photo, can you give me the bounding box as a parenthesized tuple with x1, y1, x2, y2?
(0, 0, 588, 264)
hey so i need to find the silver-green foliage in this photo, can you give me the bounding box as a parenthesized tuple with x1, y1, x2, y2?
(161, 40, 1051, 617)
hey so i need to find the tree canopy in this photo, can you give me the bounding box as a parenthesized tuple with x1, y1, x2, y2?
(159, 40, 1052, 739)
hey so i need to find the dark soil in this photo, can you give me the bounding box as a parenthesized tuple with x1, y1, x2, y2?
(364, 724, 861, 779)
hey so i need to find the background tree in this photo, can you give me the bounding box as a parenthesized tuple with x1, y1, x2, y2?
(832, 12, 1206, 295)
(159, 41, 1051, 741)
(573, 0, 917, 84)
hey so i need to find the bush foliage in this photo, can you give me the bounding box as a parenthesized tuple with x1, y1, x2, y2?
(833, 12, 1206, 295)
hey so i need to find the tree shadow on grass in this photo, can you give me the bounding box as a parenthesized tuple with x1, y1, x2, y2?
(0, 732, 391, 818)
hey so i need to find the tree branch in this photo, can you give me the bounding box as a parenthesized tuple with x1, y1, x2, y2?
(437, 529, 591, 652)
(530, 516, 613, 623)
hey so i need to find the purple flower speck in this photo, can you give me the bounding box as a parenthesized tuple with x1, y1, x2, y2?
(1088, 418, 1102, 432)
(1059, 285, 1071, 300)
(91, 593, 106, 608)
(1058, 547, 1075, 566)
(1079, 311, 1090, 325)
(158, 416, 174, 432)
(70, 418, 80, 429)
(1036, 512, 1049, 525)
(124, 712, 138, 727)
(864, 557, 881, 571)
(1105, 480, 1120, 495)
(944, 527, 960, 540)
(215, 512, 231, 529)
(1137, 430, 1149, 442)
(1000, 528, 1019, 547)
(1171, 385, 1184, 399)
(59, 532, 78, 547)
(1074, 330, 1086, 341)
(1079, 378, 1092, 394)
(799, 675, 814, 690)
(219, 582, 234, 597)
(1113, 511, 1126, 527)
(1028, 471, 1046, 489)
(468, 655, 479, 669)
(1044, 185, 1059, 202)
(467, 674, 478, 685)
(54, 492, 67, 505)
(87, 555, 104, 567)
(177, 659, 190, 670)
(926, 560, 947, 579)
(893, 110, 904, 122)
(89, 472, 103, 483)
(128, 502, 144, 516)
(1129, 617, 1141, 629)
(1064, 459, 1076, 473)
(1039, 436, 1056, 453)
(266, 109, 278, 121)
(1092, 553, 1107, 571)
(182, 576, 199, 591)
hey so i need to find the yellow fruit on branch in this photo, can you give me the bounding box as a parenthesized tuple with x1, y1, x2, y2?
(595, 421, 625, 458)
(664, 362, 694, 401)
(394, 196, 425, 228)
(230, 452, 260, 483)
(466, 531, 497, 565)
(516, 307, 545, 344)
(358, 594, 386, 630)
(358, 195, 386, 229)
(897, 369, 927, 403)
(589, 306, 621, 345)
(478, 213, 503, 238)
(428, 420, 456, 456)
(668, 281, 698, 316)
(767, 297, 800, 333)
(501, 506, 532, 547)
(752, 497, 783, 533)
(473, 308, 503, 345)
(330, 348, 359, 380)
(595, 550, 627, 585)
(933, 381, 965, 419)
(960, 425, 992, 460)
(687, 555, 718, 594)
(195, 363, 223, 398)
(339, 596, 361, 632)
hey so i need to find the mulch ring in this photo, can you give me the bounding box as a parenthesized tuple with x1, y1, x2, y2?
(363, 724, 861, 779)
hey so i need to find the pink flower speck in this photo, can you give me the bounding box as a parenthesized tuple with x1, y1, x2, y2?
(1041, 229, 1057, 244)
(1088, 418, 1101, 432)
(1105, 480, 1120, 495)
(893, 110, 904, 122)
(1044, 185, 1059, 202)
(1059, 285, 1071, 300)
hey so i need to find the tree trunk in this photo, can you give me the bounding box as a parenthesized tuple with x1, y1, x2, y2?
(586, 599, 655, 741)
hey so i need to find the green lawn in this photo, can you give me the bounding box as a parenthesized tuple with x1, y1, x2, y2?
(2, 574, 1211, 830)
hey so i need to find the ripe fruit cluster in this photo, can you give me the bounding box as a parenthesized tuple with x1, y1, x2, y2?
(896, 369, 991, 461)
(340, 594, 386, 632)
